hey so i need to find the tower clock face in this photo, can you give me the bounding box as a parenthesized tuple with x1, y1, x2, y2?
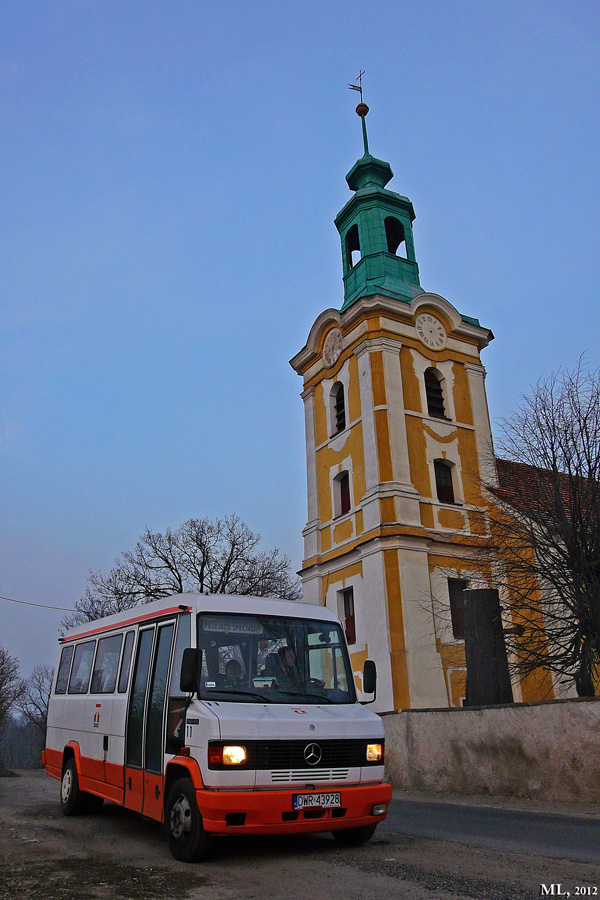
(415, 313, 447, 350)
(322, 328, 343, 367)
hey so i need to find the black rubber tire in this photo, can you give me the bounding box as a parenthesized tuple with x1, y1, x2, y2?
(60, 758, 87, 816)
(332, 823, 377, 846)
(165, 778, 211, 863)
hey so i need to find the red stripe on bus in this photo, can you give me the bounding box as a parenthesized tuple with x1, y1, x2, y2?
(60, 606, 191, 642)
(81, 755, 105, 782)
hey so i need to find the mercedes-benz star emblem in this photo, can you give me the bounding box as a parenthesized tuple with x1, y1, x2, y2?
(304, 742, 322, 766)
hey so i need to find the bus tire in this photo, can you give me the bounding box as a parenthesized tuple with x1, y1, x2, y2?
(332, 823, 377, 846)
(165, 778, 211, 863)
(60, 758, 87, 816)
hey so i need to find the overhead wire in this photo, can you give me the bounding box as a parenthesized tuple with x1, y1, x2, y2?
(0, 593, 73, 612)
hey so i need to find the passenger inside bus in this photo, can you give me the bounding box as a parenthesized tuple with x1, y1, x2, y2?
(221, 658, 243, 688)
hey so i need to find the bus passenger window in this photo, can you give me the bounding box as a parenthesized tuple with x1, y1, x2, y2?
(55, 645, 74, 694)
(67, 641, 96, 694)
(118, 631, 135, 693)
(91, 633, 123, 693)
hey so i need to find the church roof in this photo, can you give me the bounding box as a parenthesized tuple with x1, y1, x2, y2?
(493, 457, 576, 524)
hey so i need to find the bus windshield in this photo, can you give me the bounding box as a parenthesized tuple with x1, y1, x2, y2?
(196, 612, 356, 704)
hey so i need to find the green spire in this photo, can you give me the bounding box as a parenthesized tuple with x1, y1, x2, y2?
(335, 101, 422, 312)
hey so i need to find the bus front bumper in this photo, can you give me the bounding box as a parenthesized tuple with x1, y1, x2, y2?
(197, 782, 392, 835)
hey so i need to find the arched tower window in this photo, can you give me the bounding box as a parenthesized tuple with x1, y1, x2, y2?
(330, 382, 346, 435)
(385, 216, 406, 256)
(334, 470, 351, 517)
(345, 224, 361, 269)
(434, 460, 455, 504)
(425, 368, 447, 419)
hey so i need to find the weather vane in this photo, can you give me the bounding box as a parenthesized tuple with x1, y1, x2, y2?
(348, 70, 365, 104)
(348, 70, 369, 152)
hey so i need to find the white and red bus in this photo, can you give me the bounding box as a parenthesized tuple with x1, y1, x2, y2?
(44, 593, 391, 861)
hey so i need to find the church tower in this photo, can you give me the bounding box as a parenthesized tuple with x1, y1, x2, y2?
(290, 101, 502, 711)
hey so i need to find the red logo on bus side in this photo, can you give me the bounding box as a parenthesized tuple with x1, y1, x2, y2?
(291, 708, 307, 714)
(93, 704, 101, 728)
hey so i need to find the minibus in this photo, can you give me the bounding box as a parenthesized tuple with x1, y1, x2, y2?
(44, 593, 391, 861)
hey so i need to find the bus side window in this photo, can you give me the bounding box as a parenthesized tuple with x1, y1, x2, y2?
(166, 612, 191, 755)
(67, 641, 96, 694)
(118, 631, 135, 693)
(55, 645, 74, 694)
(91, 633, 123, 693)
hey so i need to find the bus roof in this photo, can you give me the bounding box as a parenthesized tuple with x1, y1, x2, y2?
(60, 593, 339, 643)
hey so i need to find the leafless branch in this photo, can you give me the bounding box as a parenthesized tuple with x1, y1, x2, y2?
(62, 515, 301, 629)
(479, 360, 600, 696)
(15, 665, 54, 736)
(0, 646, 23, 735)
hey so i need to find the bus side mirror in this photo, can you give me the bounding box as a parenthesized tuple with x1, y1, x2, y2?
(362, 659, 377, 699)
(180, 648, 201, 694)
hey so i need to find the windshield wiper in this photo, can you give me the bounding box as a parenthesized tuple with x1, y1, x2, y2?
(275, 690, 334, 703)
(204, 687, 273, 703)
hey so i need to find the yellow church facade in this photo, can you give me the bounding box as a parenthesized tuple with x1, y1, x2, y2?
(290, 106, 551, 711)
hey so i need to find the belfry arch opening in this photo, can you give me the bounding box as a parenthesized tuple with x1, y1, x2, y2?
(330, 382, 346, 435)
(345, 224, 361, 269)
(424, 368, 447, 419)
(385, 216, 406, 257)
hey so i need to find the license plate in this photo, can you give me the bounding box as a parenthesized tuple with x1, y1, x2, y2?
(292, 792, 341, 810)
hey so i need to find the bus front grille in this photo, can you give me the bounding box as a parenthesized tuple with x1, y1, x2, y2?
(270, 768, 350, 783)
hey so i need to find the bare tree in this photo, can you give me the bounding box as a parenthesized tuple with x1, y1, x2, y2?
(63, 514, 302, 629)
(15, 665, 54, 737)
(481, 361, 600, 697)
(0, 646, 23, 736)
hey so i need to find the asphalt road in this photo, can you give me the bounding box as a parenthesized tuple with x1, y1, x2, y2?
(385, 798, 600, 865)
(2, 771, 599, 900)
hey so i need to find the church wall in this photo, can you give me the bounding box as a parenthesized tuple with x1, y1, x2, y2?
(381, 546, 410, 710)
(400, 345, 423, 413)
(321, 550, 396, 712)
(383, 698, 600, 801)
(398, 544, 448, 708)
(452, 361, 475, 426)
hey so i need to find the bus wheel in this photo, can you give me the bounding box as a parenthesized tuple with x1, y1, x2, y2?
(60, 758, 86, 816)
(165, 778, 211, 863)
(332, 824, 377, 846)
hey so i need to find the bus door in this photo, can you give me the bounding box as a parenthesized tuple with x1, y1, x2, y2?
(124, 626, 155, 813)
(124, 622, 177, 817)
(142, 621, 175, 820)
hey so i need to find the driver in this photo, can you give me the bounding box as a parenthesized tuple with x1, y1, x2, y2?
(275, 646, 303, 689)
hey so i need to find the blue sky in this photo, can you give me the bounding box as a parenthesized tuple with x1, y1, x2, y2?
(1, 0, 599, 674)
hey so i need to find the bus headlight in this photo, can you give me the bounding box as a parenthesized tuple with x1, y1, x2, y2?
(222, 745, 247, 766)
(208, 744, 248, 766)
(366, 743, 383, 762)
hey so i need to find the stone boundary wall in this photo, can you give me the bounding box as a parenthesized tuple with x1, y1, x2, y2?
(381, 696, 600, 801)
